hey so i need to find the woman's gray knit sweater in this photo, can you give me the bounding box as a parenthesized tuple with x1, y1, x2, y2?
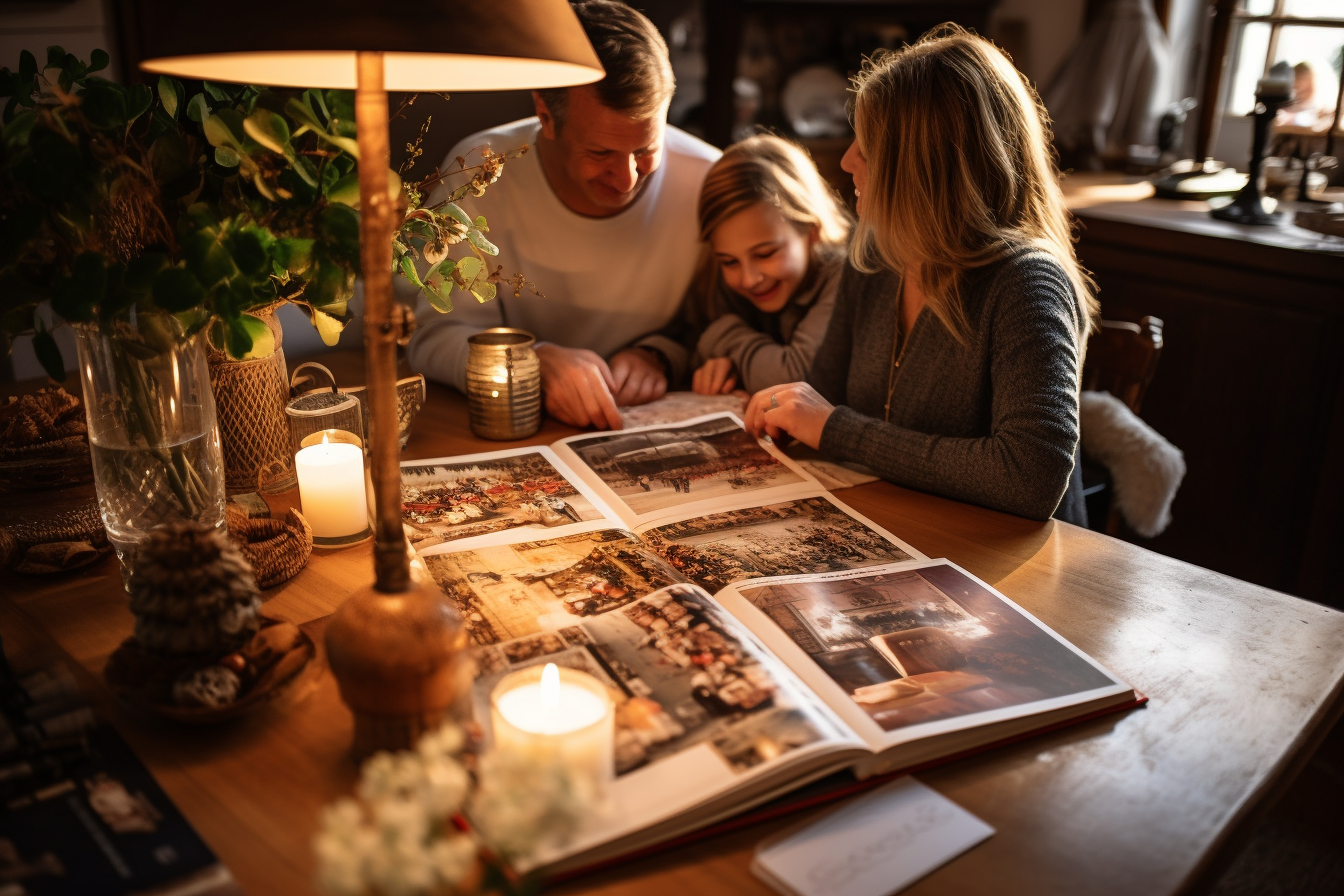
(808, 249, 1085, 523)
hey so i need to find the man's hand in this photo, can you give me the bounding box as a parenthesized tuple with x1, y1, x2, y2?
(744, 382, 836, 450)
(692, 357, 738, 395)
(536, 343, 624, 430)
(609, 347, 667, 407)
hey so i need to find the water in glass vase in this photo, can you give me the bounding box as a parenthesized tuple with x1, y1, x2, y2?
(89, 426, 226, 575)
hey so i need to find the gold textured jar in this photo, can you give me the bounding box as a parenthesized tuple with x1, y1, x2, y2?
(465, 328, 542, 440)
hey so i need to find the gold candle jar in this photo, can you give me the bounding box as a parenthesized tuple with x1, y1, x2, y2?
(465, 328, 542, 440)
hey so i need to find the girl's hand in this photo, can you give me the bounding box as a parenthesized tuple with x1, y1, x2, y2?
(692, 358, 739, 395)
(745, 383, 835, 450)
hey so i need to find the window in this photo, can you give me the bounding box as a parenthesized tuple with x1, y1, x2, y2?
(1224, 0, 1343, 135)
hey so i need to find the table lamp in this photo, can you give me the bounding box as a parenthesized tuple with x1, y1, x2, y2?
(137, 0, 602, 755)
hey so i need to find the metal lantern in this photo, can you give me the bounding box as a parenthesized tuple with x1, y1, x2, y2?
(465, 328, 542, 440)
(286, 391, 365, 460)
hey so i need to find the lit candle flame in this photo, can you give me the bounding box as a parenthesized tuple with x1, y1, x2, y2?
(541, 662, 560, 706)
(322, 432, 330, 445)
(540, 662, 564, 733)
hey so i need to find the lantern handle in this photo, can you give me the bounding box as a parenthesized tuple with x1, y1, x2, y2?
(290, 362, 339, 397)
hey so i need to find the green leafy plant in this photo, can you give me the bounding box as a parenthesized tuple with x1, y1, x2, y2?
(0, 47, 534, 381)
(0, 48, 532, 522)
(388, 100, 537, 315)
(0, 47, 379, 377)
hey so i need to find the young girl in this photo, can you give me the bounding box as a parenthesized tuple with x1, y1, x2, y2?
(745, 27, 1098, 524)
(656, 135, 852, 396)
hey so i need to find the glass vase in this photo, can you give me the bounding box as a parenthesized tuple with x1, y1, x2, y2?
(75, 312, 226, 585)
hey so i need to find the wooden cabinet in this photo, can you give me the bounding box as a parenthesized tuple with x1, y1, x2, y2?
(1071, 194, 1344, 608)
(702, 0, 998, 147)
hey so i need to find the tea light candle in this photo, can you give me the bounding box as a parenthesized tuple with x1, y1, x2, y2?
(490, 663, 615, 806)
(295, 432, 370, 547)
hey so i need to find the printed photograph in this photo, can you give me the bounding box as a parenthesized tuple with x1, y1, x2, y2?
(709, 707, 827, 773)
(421, 529, 684, 646)
(565, 416, 805, 516)
(640, 496, 913, 591)
(618, 393, 747, 429)
(400, 451, 605, 549)
(472, 584, 830, 776)
(739, 565, 1119, 732)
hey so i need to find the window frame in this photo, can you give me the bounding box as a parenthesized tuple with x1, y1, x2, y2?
(1224, 0, 1344, 136)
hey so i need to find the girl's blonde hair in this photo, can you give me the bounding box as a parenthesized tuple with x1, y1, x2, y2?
(691, 134, 852, 325)
(850, 25, 1097, 343)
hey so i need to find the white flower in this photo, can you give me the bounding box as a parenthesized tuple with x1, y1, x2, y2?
(417, 724, 465, 761)
(315, 724, 498, 896)
(320, 797, 365, 837)
(356, 799, 435, 896)
(429, 833, 478, 887)
(313, 799, 375, 896)
(469, 752, 590, 861)
(371, 797, 430, 846)
(421, 756, 470, 818)
(358, 751, 424, 803)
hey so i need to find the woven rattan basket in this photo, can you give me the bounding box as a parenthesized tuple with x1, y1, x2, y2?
(208, 309, 296, 495)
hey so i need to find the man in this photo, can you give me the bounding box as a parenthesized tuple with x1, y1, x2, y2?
(407, 0, 720, 429)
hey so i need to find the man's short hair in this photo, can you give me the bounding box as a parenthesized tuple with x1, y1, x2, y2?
(537, 1, 675, 126)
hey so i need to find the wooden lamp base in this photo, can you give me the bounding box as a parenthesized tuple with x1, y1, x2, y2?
(324, 572, 474, 760)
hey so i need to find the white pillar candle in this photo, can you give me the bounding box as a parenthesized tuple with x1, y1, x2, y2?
(490, 663, 615, 806)
(295, 433, 369, 545)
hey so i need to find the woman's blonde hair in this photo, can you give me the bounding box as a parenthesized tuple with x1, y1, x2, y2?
(691, 134, 852, 324)
(850, 25, 1097, 343)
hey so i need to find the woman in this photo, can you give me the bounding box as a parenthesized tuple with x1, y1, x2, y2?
(745, 26, 1097, 523)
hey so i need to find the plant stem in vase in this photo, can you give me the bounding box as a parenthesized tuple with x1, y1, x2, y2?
(76, 313, 226, 585)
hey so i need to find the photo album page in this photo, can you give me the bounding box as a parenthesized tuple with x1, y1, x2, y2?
(397, 413, 1136, 867)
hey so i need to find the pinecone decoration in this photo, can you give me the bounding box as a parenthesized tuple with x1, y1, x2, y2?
(128, 522, 262, 658)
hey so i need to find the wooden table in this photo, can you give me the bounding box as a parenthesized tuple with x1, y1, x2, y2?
(4, 356, 1344, 896)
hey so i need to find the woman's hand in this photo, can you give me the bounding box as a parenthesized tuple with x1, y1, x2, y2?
(745, 383, 835, 450)
(692, 357, 739, 395)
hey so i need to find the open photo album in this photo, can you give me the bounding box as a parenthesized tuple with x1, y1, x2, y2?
(399, 413, 1142, 872)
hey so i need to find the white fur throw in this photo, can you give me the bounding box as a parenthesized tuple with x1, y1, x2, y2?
(1080, 390, 1187, 538)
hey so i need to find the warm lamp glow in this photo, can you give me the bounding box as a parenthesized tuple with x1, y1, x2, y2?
(134, 0, 604, 92)
(140, 51, 602, 91)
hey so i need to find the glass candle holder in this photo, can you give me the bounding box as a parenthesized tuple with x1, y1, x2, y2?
(286, 390, 364, 459)
(490, 662, 614, 809)
(295, 429, 372, 548)
(466, 328, 542, 440)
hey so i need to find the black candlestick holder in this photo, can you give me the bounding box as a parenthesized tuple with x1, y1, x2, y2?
(1212, 81, 1293, 226)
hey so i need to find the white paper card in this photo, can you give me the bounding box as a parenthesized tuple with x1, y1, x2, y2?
(751, 777, 994, 896)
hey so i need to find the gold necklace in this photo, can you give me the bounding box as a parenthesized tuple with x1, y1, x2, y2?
(884, 280, 907, 423)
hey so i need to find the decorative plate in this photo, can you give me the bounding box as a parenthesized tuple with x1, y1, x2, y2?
(104, 619, 321, 724)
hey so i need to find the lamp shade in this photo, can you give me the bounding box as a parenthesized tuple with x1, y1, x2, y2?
(135, 0, 604, 90)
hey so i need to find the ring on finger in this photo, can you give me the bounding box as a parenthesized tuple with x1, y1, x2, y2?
(770, 393, 779, 410)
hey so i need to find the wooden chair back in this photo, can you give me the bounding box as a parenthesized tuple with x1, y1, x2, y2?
(1083, 316, 1164, 414)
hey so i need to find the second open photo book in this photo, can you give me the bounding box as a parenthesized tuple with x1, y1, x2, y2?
(397, 413, 1142, 871)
